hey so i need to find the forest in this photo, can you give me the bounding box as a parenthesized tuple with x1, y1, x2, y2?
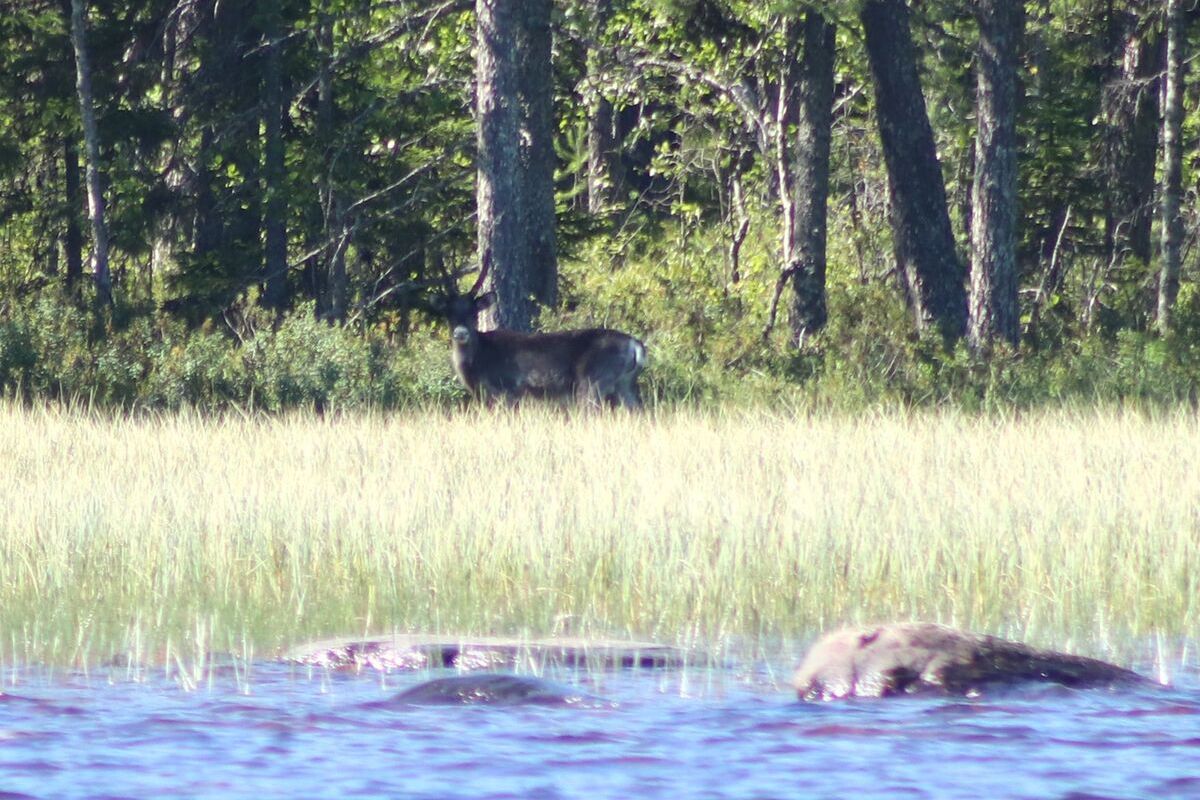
(0, 0, 1195, 410)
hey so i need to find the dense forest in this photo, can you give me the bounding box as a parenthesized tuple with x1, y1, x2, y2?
(0, 0, 1196, 410)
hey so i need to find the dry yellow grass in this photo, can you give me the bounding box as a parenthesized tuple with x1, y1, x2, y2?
(0, 403, 1196, 669)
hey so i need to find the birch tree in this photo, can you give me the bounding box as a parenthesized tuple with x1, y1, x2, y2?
(67, 0, 112, 305)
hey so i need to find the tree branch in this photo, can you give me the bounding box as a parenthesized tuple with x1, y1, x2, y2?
(620, 54, 770, 155)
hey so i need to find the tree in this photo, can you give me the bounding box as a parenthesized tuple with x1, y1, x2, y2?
(67, 0, 112, 305)
(176, 0, 267, 315)
(616, 4, 836, 344)
(968, 0, 1023, 349)
(519, 0, 558, 309)
(1101, 1, 1161, 269)
(62, 138, 84, 290)
(787, 10, 836, 343)
(262, 8, 289, 312)
(316, 2, 348, 321)
(861, 0, 967, 341)
(585, 0, 622, 214)
(1156, 0, 1184, 330)
(476, 0, 533, 331)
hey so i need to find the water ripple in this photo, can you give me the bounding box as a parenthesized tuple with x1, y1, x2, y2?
(0, 664, 1194, 799)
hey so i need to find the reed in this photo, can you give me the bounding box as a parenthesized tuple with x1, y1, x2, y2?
(0, 402, 1196, 671)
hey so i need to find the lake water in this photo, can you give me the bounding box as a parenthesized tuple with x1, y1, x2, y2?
(0, 656, 1197, 799)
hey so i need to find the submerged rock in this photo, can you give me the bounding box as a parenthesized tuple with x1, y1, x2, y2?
(283, 635, 686, 673)
(794, 622, 1147, 700)
(393, 673, 597, 706)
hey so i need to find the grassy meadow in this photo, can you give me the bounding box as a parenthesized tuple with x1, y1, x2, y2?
(0, 402, 1197, 676)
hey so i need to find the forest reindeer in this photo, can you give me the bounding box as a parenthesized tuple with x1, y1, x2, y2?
(430, 254, 646, 409)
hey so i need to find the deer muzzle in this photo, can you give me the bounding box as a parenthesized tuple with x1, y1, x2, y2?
(451, 325, 471, 343)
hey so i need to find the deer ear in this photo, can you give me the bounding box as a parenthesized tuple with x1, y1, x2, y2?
(474, 292, 496, 313)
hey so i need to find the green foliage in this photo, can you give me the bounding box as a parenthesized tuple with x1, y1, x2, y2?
(0, 294, 470, 411)
(0, 0, 1195, 415)
(141, 323, 251, 409)
(375, 332, 466, 409)
(549, 209, 1200, 412)
(244, 307, 372, 410)
(4, 170, 1199, 415)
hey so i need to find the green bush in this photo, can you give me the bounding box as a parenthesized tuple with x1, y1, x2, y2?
(142, 324, 249, 409)
(374, 332, 466, 409)
(242, 306, 373, 411)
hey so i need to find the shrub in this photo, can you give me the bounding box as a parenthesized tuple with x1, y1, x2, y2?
(142, 325, 248, 409)
(244, 306, 373, 411)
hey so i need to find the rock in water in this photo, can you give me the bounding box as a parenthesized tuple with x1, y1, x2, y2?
(394, 673, 597, 706)
(283, 635, 685, 672)
(794, 622, 1147, 700)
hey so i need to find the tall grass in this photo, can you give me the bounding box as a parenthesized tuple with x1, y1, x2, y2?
(0, 402, 1196, 670)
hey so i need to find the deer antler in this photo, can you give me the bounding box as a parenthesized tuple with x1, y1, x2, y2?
(468, 249, 492, 297)
(420, 253, 473, 297)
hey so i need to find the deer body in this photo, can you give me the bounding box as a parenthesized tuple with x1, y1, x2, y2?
(452, 325, 645, 408)
(431, 253, 647, 409)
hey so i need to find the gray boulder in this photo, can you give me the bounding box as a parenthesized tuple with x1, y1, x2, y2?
(794, 622, 1147, 700)
(394, 673, 599, 706)
(283, 634, 685, 673)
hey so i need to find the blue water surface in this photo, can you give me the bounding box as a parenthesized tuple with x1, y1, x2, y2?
(0, 659, 1197, 799)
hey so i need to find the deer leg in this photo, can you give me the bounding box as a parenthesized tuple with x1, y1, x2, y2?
(599, 377, 625, 410)
(477, 386, 516, 410)
(609, 357, 644, 409)
(616, 377, 642, 410)
(575, 380, 605, 411)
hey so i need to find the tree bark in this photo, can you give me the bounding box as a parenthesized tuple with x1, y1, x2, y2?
(861, 0, 967, 340)
(519, 0, 558, 309)
(262, 17, 288, 311)
(476, 0, 532, 331)
(318, 5, 348, 321)
(775, 19, 801, 313)
(1157, 0, 1184, 330)
(62, 137, 84, 290)
(969, 0, 1023, 349)
(67, 0, 112, 305)
(788, 10, 836, 342)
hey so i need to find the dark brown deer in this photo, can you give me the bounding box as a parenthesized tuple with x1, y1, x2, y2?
(430, 255, 646, 409)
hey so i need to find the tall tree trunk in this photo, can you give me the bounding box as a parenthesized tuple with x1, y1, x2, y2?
(969, 0, 1023, 349)
(262, 19, 288, 311)
(41, 155, 60, 279)
(318, 5, 348, 321)
(1157, 0, 1184, 330)
(586, 0, 621, 214)
(519, 0, 558, 309)
(861, 0, 967, 340)
(476, 0, 532, 331)
(62, 137, 84, 290)
(1102, 5, 1161, 267)
(150, 9, 180, 300)
(192, 128, 220, 261)
(67, 0, 112, 306)
(775, 19, 801, 313)
(788, 10, 836, 342)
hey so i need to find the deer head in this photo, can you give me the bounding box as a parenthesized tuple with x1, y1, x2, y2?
(432, 250, 494, 354)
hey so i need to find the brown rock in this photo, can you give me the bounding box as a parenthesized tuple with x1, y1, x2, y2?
(794, 622, 1147, 700)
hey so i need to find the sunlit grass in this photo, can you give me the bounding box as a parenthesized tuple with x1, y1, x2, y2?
(0, 402, 1196, 672)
